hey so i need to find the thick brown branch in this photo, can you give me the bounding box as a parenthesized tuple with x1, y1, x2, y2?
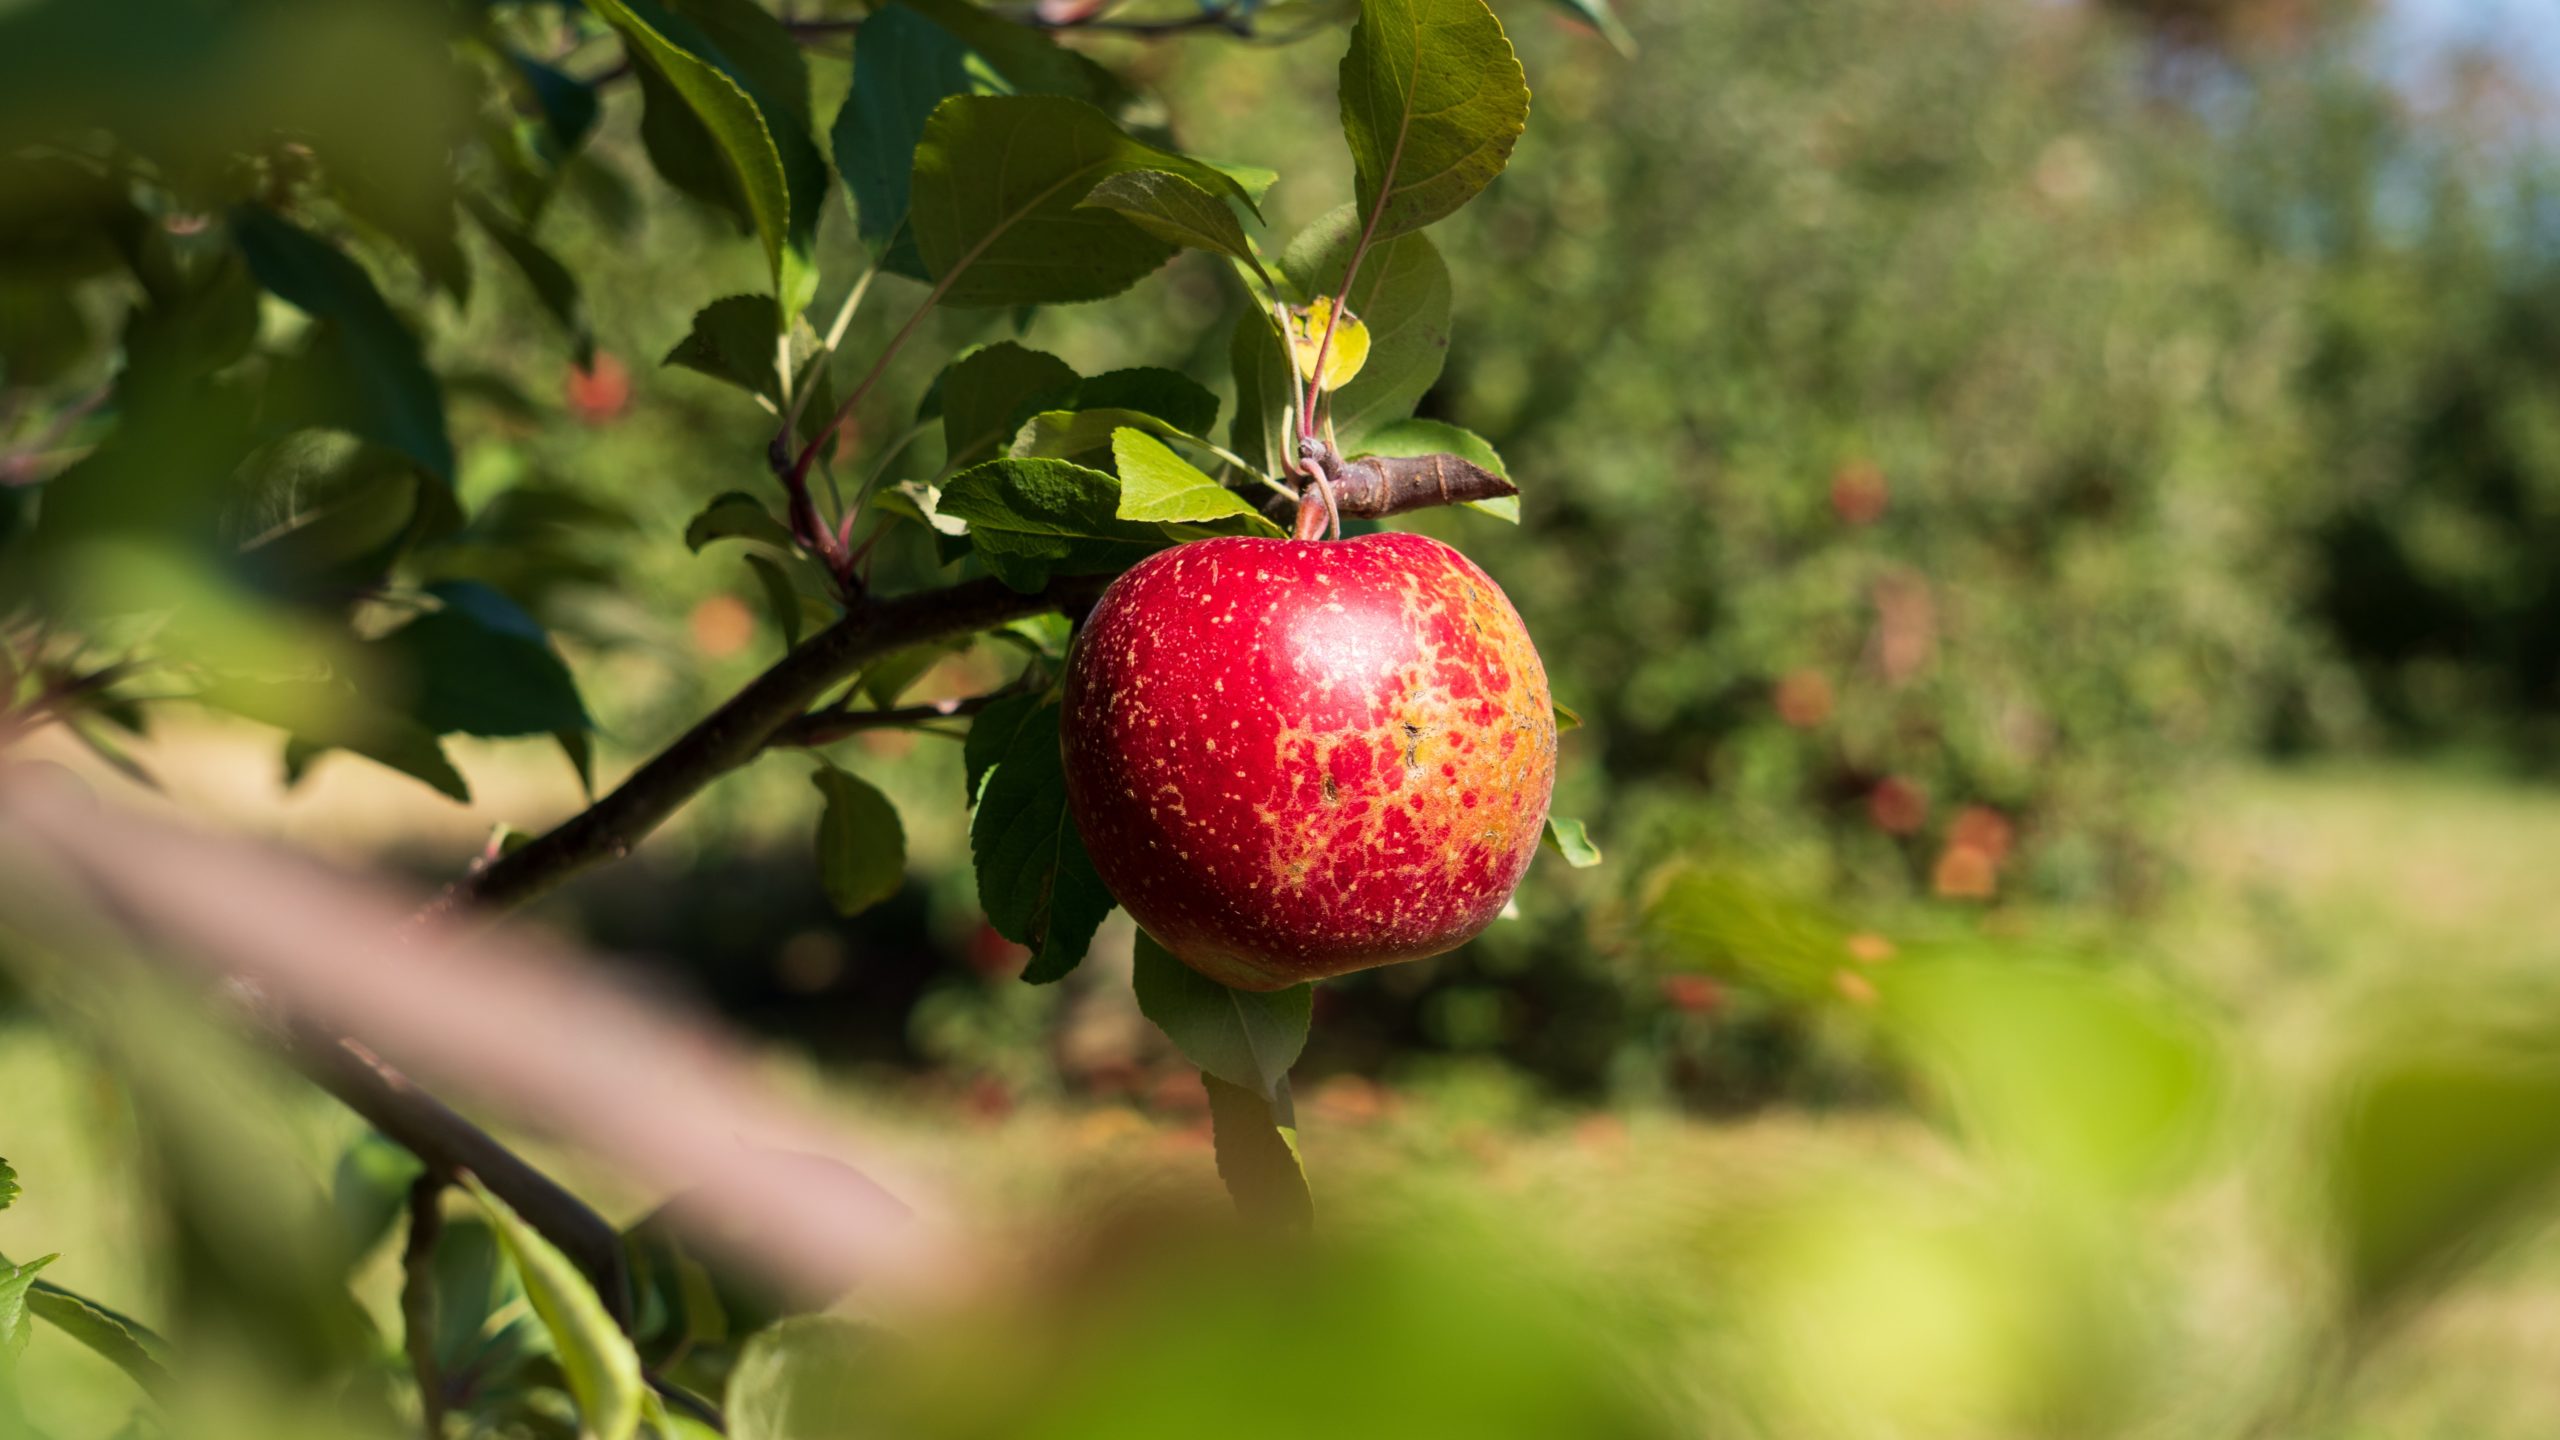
(426, 572, 1106, 920)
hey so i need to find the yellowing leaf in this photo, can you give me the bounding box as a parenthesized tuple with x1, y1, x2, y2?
(1288, 297, 1371, 393)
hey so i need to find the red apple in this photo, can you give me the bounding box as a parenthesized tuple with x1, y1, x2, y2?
(1062, 532, 1557, 991)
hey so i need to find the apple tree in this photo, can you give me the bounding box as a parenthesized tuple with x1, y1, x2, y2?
(0, 0, 1609, 1431)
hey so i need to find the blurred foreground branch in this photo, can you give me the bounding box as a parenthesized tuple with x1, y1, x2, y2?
(0, 770, 973, 1317)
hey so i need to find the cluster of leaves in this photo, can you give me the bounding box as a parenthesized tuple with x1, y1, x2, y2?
(0, 1158, 175, 1431)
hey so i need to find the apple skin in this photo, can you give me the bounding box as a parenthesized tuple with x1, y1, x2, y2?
(1061, 531, 1557, 990)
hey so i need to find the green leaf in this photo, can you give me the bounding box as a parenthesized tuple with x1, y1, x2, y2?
(1078, 169, 1272, 288)
(1354, 417, 1516, 520)
(1131, 930, 1312, 1099)
(464, 194, 592, 365)
(743, 553, 806, 651)
(1541, 815, 1602, 868)
(331, 1132, 426, 1266)
(1228, 307, 1298, 482)
(685, 490, 798, 552)
(0, 1159, 14, 1211)
(833, 0, 1004, 279)
(909, 94, 1256, 308)
(586, 0, 800, 322)
(966, 693, 1114, 983)
(1113, 428, 1282, 533)
(1552, 700, 1582, 732)
(1339, 0, 1531, 242)
(666, 293, 785, 402)
(1205, 1072, 1315, 1228)
(896, 0, 1133, 111)
(1550, 0, 1636, 54)
(1070, 367, 1222, 437)
(232, 208, 454, 481)
(205, 678, 471, 802)
(1280, 207, 1452, 446)
(0, 1253, 57, 1363)
(936, 342, 1080, 471)
(429, 1219, 539, 1386)
(727, 1315, 875, 1440)
(466, 1176, 647, 1440)
(378, 581, 591, 739)
(812, 763, 906, 917)
(511, 52, 603, 153)
(938, 458, 1168, 592)
(858, 642, 955, 707)
(23, 1280, 174, 1396)
(1010, 406, 1185, 463)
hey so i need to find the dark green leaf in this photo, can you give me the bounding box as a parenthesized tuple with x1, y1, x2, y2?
(587, 0, 799, 322)
(557, 729, 596, 799)
(1541, 815, 1602, 868)
(1339, 0, 1530, 241)
(812, 763, 906, 917)
(467, 1176, 647, 1440)
(909, 94, 1256, 308)
(1132, 930, 1312, 1099)
(1205, 1072, 1315, 1228)
(858, 642, 954, 707)
(1113, 428, 1281, 533)
(938, 457, 1168, 591)
(727, 1315, 875, 1440)
(0, 1159, 14, 1211)
(233, 207, 454, 481)
(665, 293, 784, 401)
(511, 52, 602, 153)
(378, 581, 590, 738)
(1281, 207, 1451, 446)
(1353, 416, 1515, 520)
(685, 491, 796, 552)
(1078, 169, 1271, 287)
(936, 341, 1079, 470)
(1228, 307, 1297, 482)
(465, 194, 592, 365)
(967, 693, 1114, 982)
(1068, 366, 1221, 437)
(744, 553, 805, 651)
(833, 0, 1001, 279)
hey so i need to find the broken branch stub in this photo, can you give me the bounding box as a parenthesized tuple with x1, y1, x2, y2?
(1290, 452, 1517, 540)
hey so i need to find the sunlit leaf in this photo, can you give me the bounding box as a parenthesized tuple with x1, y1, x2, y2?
(1541, 815, 1602, 868)
(466, 1176, 647, 1440)
(1113, 428, 1281, 533)
(1339, 0, 1530, 241)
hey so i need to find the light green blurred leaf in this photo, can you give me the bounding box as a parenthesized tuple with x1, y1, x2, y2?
(0, 1253, 57, 1364)
(727, 1315, 874, 1440)
(467, 1176, 646, 1440)
(1132, 930, 1312, 1099)
(21, 1277, 174, 1396)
